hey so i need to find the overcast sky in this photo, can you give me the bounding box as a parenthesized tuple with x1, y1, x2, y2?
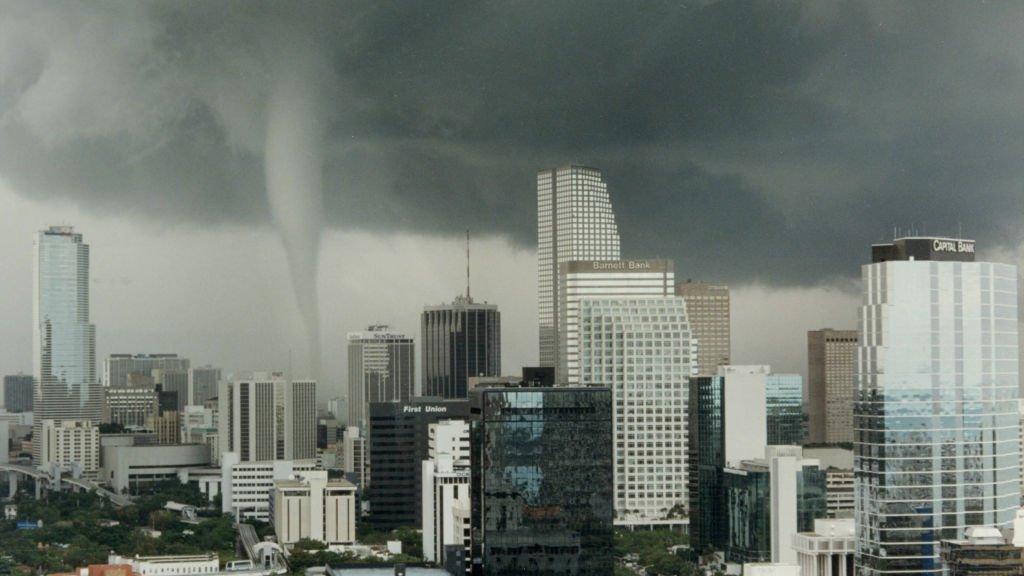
(2, 2, 1023, 400)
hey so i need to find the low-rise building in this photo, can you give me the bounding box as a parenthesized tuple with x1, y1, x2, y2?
(743, 564, 801, 576)
(101, 443, 210, 494)
(269, 471, 356, 547)
(793, 518, 854, 576)
(941, 525, 1024, 576)
(108, 553, 218, 576)
(219, 452, 320, 521)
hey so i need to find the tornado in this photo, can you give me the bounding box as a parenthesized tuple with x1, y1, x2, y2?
(264, 53, 326, 379)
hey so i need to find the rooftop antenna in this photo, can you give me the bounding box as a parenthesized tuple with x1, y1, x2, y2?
(465, 229, 471, 301)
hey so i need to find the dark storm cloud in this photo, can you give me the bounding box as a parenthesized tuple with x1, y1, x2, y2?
(2, 1, 1023, 284)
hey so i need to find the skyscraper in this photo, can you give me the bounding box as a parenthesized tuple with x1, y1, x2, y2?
(422, 296, 501, 399)
(469, 383, 614, 575)
(806, 329, 858, 445)
(189, 366, 221, 406)
(33, 226, 100, 465)
(103, 353, 190, 388)
(855, 236, 1021, 576)
(153, 368, 189, 413)
(3, 374, 34, 413)
(577, 280, 696, 523)
(561, 259, 675, 384)
(347, 325, 414, 431)
(537, 165, 621, 372)
(217, 372, 316, 462)
(766, 373, 806, 445)
(676, 282, 731, 375)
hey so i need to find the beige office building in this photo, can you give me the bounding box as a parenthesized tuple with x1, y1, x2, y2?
(806, 329, 858, 444)
(675, 282, 730, 375)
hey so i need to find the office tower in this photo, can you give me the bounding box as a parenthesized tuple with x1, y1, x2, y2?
(561, 259, 675, 383)
(153, 369, 189, 413)
(855, 236, 1021, 576)
(39, 419, 100, 477)
(104, 354, 190, 388)
(3, 374, 34, 413)
(102, 387, 158, 428)
(217, 373, 317, 462)
(689, 365, 769, 553)
(147, 411, 181, 444)
(469, 382, 614, 575)
(423, 453, 471, 572)
(676, 282, 731, 374)
(366, 398, 469, 529)
(33, 226, 101, 465)
(537, 165, 621, 371)
(577, 291, 695, 523)
(347, 325, 414, 431)
(188, 366, 220, 406)
(422, 296, 501, 399)
(766, 373, 806, 445)
(794, 519, 856, 576)
(722, 446, 827, 564)
(327, 397, 347, 426)
(270, 471, 357, 547)
(806, 329, 858, 444)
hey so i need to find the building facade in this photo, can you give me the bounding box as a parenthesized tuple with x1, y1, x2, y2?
(270, 471, 356, 547)
(807, 329, 858, 444)
(101, 443, 210, 493)
(577, 293, 695, 523)
(940, 526, 1024, 576)
(367, 398, 469, 529)
(188, 366, 221, 406)
(469, 384, 614, 575)
(102, 386, 158, 428)
(104, 354, 190, 389)
(676, 282, 731, 375)
(217, 373, 316, 462)
(767, 373, 806, 446)
(422, 453, 471, 572)
(422, 296, 501, 399)
(537, 165, 621, 372)
(39, 419, 100, 477)
(855, 237, 1022, 576)
(793, 519, 856, 576)
(561, 259, 675, 384)
(219, 452, 320, 521)
(33, 226, 101, 465)
(3, 374, 33, 413)
(347, 326, 414, 431)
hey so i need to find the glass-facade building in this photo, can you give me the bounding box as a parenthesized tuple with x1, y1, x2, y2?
(578, 294, 695, 522)
(767, 373, 806, 445)
(3, 374, 34, 413)
(689, 374, 727, 553)
(855, 237, 1021, 576)
(470, 385, 613, 575)
(422, 296, 501, 399)
(33, 226, 100, 465)
(537, 166, 621, 374)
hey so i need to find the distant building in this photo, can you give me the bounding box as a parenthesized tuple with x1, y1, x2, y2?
(217, 372, 316, 462)
(3, 374, 33, 413)
(108, 553, 219, 576)
(34, 226, 101, 466)
(469, 383, 614, 575)
(270, 471, 356, 547)
(102, 386, 158, 428)
(347, 326, 414, 432)
(104, 354, 190, 389)
(806, 329, 858, 444)
(341, 426, 367, 490)
(40, 419, 100, 477)
(941, 526, 1024, 576)
(101, 443, 210, 494)
(560, 259, 675, 384)
(576, 284, 696, 524)
(766, 373, 806, 445)
(676, 282, 731, 375)
(794, 518, 855, 576)
(537, 165, 622, 372)
(367, 398, 469, 528)
(181, 404, 219, 463)
(153, 369, 190, 413)
(147, 411, 181, 445)
(219, 451, 320, 521)
(188, 366, 220, 406)
(421, 296, 501, 399)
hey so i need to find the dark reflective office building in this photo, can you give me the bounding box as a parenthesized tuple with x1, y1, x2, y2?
(469, 384, 613, 575)
(422, 296, 501, 399)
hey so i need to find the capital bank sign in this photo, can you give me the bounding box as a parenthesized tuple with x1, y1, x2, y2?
(933, 239, 975, 254)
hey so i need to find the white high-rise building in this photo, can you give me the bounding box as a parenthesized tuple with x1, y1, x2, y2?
(562, 259, 676, 384)
(428, 419, 469, 465)
(33, 226, 100, 466)
(270, 470, 356, 547)
(39, 419, 99, 477)
(217, 373, 316, 462)
(576, 265, 696, 523)
(347, 326, 414, 431)
(855, 237, 1021, 576)
(537, 166, 621, 373)
(422, 453, 471, 568)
